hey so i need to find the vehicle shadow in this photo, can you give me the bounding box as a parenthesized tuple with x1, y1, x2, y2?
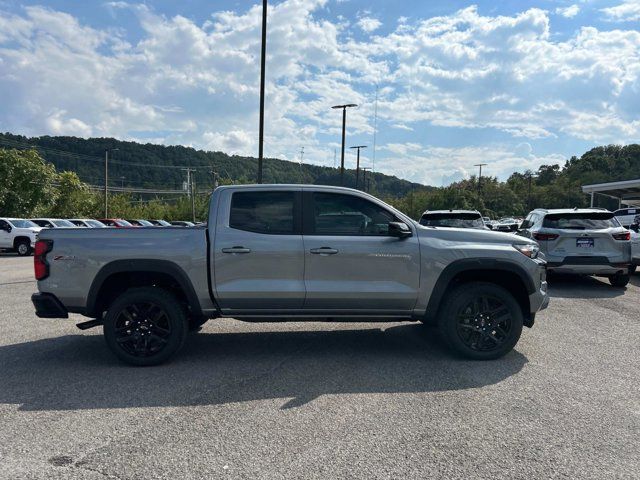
(547, 274, 626, 299)
(0, 324, 527, 411)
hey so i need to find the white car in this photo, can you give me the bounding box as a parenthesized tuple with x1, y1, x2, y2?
(614, 207, 640, 228)
(68, 219, 107, 228)
(31, 218, 76, 228)
(0, 218, 42, 256)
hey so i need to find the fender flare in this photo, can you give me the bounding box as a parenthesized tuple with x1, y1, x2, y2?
(86, 259, 203, 317)
(424, 258, 536, 321)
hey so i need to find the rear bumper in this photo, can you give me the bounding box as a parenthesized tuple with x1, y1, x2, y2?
(31, 292, 68, 319)
(547, 256, 630, 275)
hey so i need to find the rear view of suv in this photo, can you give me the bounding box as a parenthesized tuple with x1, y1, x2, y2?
(419, 210, 488, 229)
(519, 208, 632, 287)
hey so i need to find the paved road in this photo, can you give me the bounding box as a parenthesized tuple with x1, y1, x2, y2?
(0, 255, 638, 479)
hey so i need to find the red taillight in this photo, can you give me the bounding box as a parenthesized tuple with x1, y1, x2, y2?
(34, 240, 52, 280)
(613, 231, 631, 241)
(533, 232, 559, 241)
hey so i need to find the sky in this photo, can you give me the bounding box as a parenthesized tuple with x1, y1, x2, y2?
(0, 0, 639, 186)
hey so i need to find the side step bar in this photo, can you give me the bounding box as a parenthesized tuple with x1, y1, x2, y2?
(76, 319, 102, 330)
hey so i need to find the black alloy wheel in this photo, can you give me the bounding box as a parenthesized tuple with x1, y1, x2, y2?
(456, 295, 512, 352)
(103, 287, 188, 366)
(113, 302, 172, 357)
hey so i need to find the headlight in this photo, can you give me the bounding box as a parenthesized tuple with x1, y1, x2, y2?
(513, 243, 539, 259)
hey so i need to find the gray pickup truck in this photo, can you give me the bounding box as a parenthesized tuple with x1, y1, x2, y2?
(32, 185, 548, 365)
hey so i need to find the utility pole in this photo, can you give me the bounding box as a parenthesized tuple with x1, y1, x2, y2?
(372, 84, 378, 176)
(182, 168, 196, 222)
(211, 169, 219, 190)
(332, 103, 357, 185)
(104, 148, 119, 217)
(257, 0, 268, 184)
(350, 145, 367, 189)
(299, 146, 304, 183)
(474, 163, 487, 198)
(361, 167, 371, 193)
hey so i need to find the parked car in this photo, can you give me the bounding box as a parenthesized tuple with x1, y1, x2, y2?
(494, 218, 519, 232)
(0, 218, 41, 256)
(68, 219, 107, 228)
(31, 218, 76, 228)
(519, 208, 632, 286)
(419, 210, 488, 229)
(614, 207, 640, 228)
(170, 221, 195, 227)
(32, 185, 548, 366)
(149, 219, 172, 227)
(629, 224, 640, 275)
(97, 219, 134, 228)
(127, 219, 154, 227)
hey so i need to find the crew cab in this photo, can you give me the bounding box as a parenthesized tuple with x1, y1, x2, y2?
(0, 218, 42, 256)
(32, 185, 549, 365)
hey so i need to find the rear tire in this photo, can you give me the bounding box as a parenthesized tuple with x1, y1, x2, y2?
(609, 273, 630, 288)
(103, 287, 188, 366)
(15, 239, 31, 256)
(437, 282, 523, 360)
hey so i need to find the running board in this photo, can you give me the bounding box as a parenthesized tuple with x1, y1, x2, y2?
(76, 319, 102, 330)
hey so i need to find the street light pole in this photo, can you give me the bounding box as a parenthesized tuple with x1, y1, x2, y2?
(104, 148, 119, 218)
(332, 103, 357, 186)
(257, 0, 268, 184)
(350, 145, 367, 189)
(474, 163, 487, 198)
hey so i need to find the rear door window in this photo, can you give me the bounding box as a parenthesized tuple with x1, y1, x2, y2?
(230, 191, 298, 234)
(542, 213, 620, 229)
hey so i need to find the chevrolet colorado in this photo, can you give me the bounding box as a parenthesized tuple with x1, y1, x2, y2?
(32, 185, 548, 365)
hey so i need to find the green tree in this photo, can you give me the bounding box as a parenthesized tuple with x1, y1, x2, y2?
(48, 171, 99, 218)
(0, 148, 57, 216)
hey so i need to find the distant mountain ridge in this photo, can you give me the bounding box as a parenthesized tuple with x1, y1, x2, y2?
(0, 133, 430, 198)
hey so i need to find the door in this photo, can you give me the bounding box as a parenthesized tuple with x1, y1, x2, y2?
(302, 191, 421, 313)
(0, 220, 11, 248)
(213, 189, 305, 312)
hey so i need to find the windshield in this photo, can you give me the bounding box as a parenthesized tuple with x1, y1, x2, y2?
(52, 219, 75, 227)
(542, 212, 620, 230)
(116, 220, 133, 227)
(154, 220, 171, 226)
(419, 213, 484, 228)
(86, 220, 106, 228)
(8, 219, 39, 228)
(137, 220, 154, 226)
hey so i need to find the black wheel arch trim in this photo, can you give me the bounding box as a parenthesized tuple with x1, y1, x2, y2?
(86, 259, 203, 318)
(424, 258, 536, 322)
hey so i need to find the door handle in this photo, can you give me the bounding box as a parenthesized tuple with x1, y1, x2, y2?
(222, 246, 251, 254)
(310, 247, 338, 255)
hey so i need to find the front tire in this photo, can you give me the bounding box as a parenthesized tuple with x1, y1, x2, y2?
(438, 282, 523, 360)
(609, 273, 630, 288)
(15, 239, 31, 256)
(103, 287, 188, 366)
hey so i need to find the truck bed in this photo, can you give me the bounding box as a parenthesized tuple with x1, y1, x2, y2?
(37, 227, 214, 313)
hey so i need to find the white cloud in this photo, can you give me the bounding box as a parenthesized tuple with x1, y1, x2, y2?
(357, 16, 382, 33)
(601, 1, 640, 22)
(555, 4, 580, 18)
(0, 2, 638, 186)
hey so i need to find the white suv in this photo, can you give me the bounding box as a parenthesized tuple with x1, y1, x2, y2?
(0, 218, 42, 256)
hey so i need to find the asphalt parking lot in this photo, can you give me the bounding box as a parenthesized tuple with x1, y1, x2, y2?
(0, 254, 638, 479)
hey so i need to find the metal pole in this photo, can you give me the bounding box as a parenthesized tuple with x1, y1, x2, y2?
(258, 0, 267, 184)
(190, 172, 196, 223)
(590, 191, 594, 207)
(104, 150, 108, 217)
(474, 163, 487, 199)
(350, 145, 367, 190)
(340, 108, 346, 185)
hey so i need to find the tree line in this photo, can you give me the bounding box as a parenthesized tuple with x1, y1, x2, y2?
(1, 140, 639, 221)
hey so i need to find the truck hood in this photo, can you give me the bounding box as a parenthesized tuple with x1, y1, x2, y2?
(416, 224, 535, 245)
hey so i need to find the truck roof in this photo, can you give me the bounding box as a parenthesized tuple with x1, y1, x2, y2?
(421, 210, 480, 216)
(532, 208, 613, 214)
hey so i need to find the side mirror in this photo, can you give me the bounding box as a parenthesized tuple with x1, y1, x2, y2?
(2, 225, 11, 233)
(486, 224, 494, 230)
(519, 220, 531, 230)
(389, 221, 412, 238)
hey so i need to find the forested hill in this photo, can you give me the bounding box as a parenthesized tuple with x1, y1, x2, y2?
(0, 133, 429, 197)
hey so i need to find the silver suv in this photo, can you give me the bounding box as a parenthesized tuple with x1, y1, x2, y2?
(519, 208, 632, 287)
